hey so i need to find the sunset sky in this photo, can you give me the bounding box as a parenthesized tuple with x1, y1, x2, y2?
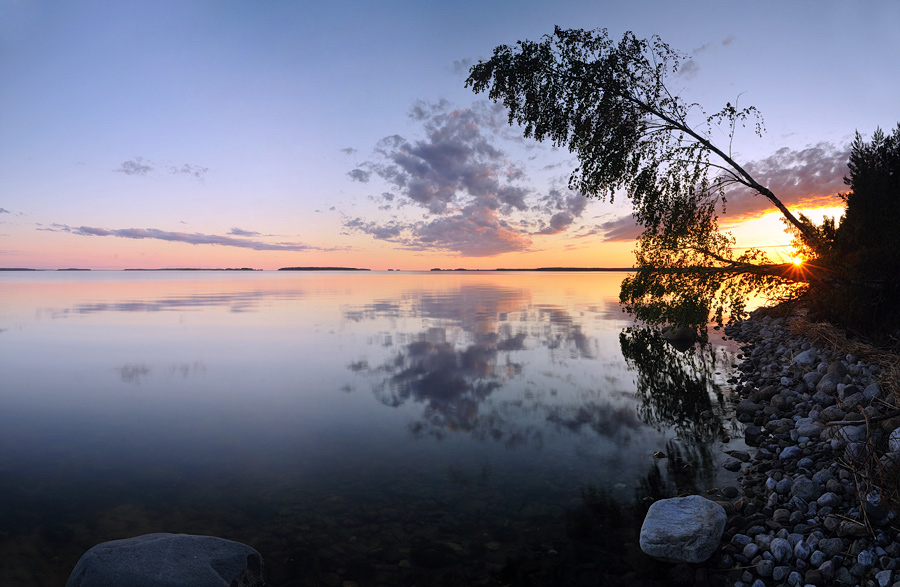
(1, 0, 897, 270)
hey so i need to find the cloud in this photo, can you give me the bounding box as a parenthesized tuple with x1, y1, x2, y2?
(693, 35, 736, 54)
(724, 143, 850, 219)
(169, 163, 209, 180)
(531, 188, 589, 235)
(347, 168, 371, 183)
(345, 100, 589, 257)
(452, 58, 473, 75)
(228, 227, 260, 237)
(676, 59, 700, 80)
(45, 224, 330, 252)
(596, 215, 643, 242)
(115, 157, 208, 180)
(0, 208, 9, 214)
(116, 157, 153, 176)
(341, 147, 357, 155)
(588, 143, 850, 241)
(680, 36, 735, 79)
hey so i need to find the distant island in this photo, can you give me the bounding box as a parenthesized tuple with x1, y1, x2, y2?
(278, 267, 371, 271)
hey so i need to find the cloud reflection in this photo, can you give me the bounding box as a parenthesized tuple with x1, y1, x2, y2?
(116, 362, 207, 385)
(345, 282, 632, 447)
(46, 289, 306, 319)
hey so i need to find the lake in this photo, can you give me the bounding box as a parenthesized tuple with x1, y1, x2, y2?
(0, 270, 741, 586)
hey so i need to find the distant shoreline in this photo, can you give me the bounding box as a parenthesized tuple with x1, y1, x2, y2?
(2, 266, 635, 273)
(278, 267, 371, 271)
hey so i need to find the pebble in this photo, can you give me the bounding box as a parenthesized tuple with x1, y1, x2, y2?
(718, 313, 899, 587)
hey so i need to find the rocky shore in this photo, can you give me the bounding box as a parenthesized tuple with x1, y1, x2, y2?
(708, 312, 900, 587)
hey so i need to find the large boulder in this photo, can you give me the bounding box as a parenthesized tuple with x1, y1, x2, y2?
(639, 495, 726, 563)
(65, 533, 264, 587)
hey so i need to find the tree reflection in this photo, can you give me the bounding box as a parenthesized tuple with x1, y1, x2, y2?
(636, 437, 720, 502)
(618, 326, 728, 443)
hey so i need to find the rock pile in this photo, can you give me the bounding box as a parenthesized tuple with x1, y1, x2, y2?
(713, 313, 900, 587)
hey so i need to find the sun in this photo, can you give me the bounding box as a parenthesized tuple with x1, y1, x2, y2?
(791, 256, 804, 266)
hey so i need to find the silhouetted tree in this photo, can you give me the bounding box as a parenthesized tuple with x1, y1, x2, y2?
(467, 27, 829, 327)
(808, 125, 900, 344)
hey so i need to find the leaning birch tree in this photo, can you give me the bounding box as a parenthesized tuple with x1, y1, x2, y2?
(466, 26, 827, 327)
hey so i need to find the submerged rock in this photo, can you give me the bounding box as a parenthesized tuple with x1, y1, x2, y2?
(639, 495, 726, 563)
(65, 533, 264, 587)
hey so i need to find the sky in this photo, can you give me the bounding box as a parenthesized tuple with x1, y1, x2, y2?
(1, 0, 898, 270)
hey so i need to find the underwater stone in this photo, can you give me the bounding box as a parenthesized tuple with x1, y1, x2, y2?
(65, 533, 264, 587)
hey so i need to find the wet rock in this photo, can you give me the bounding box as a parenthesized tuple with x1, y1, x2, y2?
(65, 533, 264, 587)
(722, 457, 743, 472)
(744, 425, 764, 446)
(639, 496, 726, 563)
(736, 399, 762, 418)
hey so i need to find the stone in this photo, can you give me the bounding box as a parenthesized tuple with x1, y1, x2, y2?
(858, 548, 877, 567)
(65, 533, 264, 587)
(780, 446, 802, 460)
(791, 476, 823, 502)
(794, 539, 811, 561)
(842, 392, 867, 411)
(639, 496, 726, 563)
(816, 372, 842, 395)
(827, 361, 848, 377)
(756, 559, 774, 577)
(845, 441, 871, 465)
(773, 565, 790, 581)
(818, 537, 844, 556)
(745, 425, 764, 446)
(804, 569, 824, 586)
(736, 399, 762, 417)
(837, 520, 870, 538)
(722, 457, 743, 472)
(890, 428, 900, 453)
(875, 569, 892, 587)
(802, 370, 824, 388)
(770, 537, 793, 563)
(794, 349, 818, 365)
(865, 382, 883, 400)
(776, 477, 793, 495)
(795, 418, 823, 439)
(816, 492, 842, 508)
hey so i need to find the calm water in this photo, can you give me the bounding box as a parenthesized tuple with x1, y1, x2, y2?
(0, 271, 740, 586)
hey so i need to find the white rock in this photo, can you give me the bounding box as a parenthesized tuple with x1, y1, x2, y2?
(890, 427, 900, 453)
(639, 495, 726, 563)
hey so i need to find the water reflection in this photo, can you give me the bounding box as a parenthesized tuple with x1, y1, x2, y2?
(60, 289, 306, 316)
(619, 326, 730, 442)
(619, 325, 739, 502)
(0, 271, 741, 586)
(117, 362, 207, 385)
(346, 282, 620, 449)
